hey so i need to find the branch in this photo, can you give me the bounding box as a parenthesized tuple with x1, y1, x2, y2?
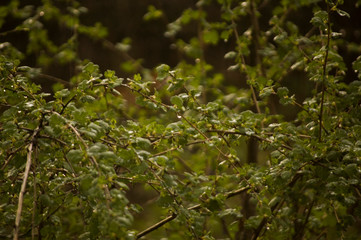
(292, 200, 314, 240)
(180, 114, 240, 172)
(13, 127, 40, 240)
(318, 3, 331, 142)
(136, 186, 250, 239)
(136, 213, 177, 239)
(251, 172, 303, 240)
(231, 18, 262, 119)
(32, 146, 38, 240)
(1, 143, 28, 170)
(0, 27, 29, 36)
(38, 73, 71, 86)
(60, 95, 76, 115)
(207, 129, 292, 150)
(66, 122, 112, 208)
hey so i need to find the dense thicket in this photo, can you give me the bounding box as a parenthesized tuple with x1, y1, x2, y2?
(1, 0, 361, 239)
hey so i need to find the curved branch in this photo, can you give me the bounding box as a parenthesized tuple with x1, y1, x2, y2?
(136, 186, 250, 239)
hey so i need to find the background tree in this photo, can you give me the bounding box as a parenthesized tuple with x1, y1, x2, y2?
(1, 0, 361, 239)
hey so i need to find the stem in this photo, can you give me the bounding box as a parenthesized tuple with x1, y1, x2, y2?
(180, 115, 240, 173)
(249, 0, 262, 69)
(60, 95, 76, 115)
(292, 200, 314, 240)
(32, 148, 38, 240)
(136, 213, 177, 239)
(1, 143, 28, 170)
(136, 187, 250, 239)
(65, 119, 113, 208)
(318, 3, 331, 142)
(251, 172, 304, 240)
(207, 129, 292, 150)
(38, 73, 71, 86)
(231, 18, 262, 118)
(14, 127, 40, 240)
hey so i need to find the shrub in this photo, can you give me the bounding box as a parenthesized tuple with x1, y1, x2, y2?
(1, 0, 361, 239)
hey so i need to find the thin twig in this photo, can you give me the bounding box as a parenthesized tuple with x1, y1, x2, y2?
(251, 170, 305, 239)
(1, 143, 28, 170)
(231, 18, 262, 118)
(180, 115, 240, 172)
(32, 147, 38, 240)
(318, 3, 331, 142)
(63, 118, 113, 208)
(60, 95, 76, 115)
(38, 73, 71, 86)
(0, 27, 29, 36)
(207, 129, 292, 150)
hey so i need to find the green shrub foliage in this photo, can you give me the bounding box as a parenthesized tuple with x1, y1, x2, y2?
(1, 0, 361, 239)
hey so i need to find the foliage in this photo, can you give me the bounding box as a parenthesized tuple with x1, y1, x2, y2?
(1, 0, 361, 239)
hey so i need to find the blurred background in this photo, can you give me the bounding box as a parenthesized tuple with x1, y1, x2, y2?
(1, 0, 360, 120)
(1, 1, 360, 88)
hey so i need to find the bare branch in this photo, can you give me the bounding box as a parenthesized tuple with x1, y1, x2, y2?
(13, 127, 40, 240)
(136, 186, 250, 239)
(136, 213, 177, 239)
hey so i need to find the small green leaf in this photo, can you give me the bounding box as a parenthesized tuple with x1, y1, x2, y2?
(83, 62, 99, 75)
(170, 95, 183, 108)
(104, 70, 115, 78)
(66, 149, 83, 163)
(224, 51, 237, 59)
(336, 9, 350, 18)
(203, 30, 219, 45)
(135, 137, 152, 149)
(277, 87, 289, 97)
(156, 64, 170, 80)
(80, 95, 96, 103)
(54, 89, 70, 99)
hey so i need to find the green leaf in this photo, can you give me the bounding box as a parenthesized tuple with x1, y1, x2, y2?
(224, 51, 237, 59)
(88, 143, 108, 156)
(277, 87, 289, 97)
(156, 64, 170, 80)
(80, 95, 96, 103)
(336, 9, 350, 18)
(310, 11, 328, 28)
(83, 62, 99, 75)
(135, 137, 152, 148)
(203, 29, 219, 45)
(54, 89, 70, 99)
(104, 70, 115, 78)
(170, 95, 183, 108)
(66, 149, 83, 163)
(144, 5, 163, 21)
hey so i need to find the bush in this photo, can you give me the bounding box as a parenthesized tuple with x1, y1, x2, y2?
(1, 0, 361, 239)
